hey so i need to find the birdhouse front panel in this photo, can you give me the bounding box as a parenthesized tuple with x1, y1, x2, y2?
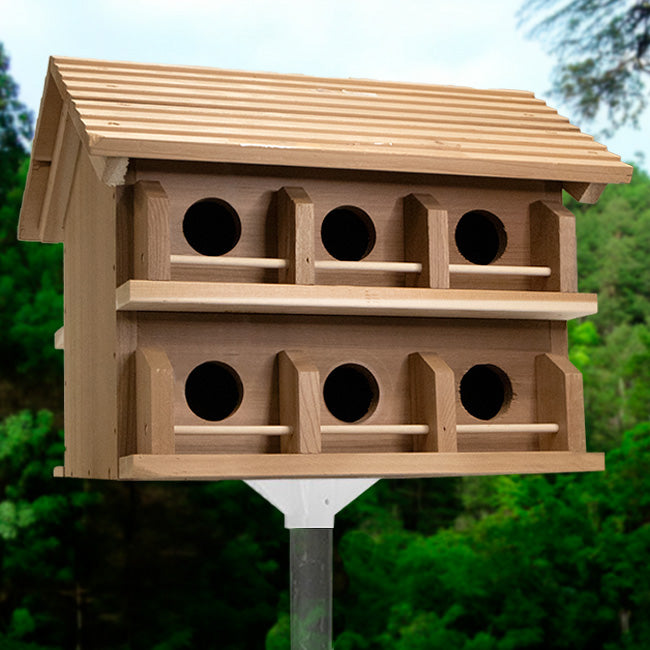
(130, 160, 567, 293)
(17, 57, 632, 480)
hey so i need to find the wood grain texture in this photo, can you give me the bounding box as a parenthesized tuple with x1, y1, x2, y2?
(409, 353, 457, 451)
(63, 152, 118, 479)
(137, 312, 553, 455)
(530, 200, 578, 292)
(278, 350, 321, 453)
(39, 107, 81, 242)
(45, 57, 631, 184)
(563, 181, 606, 204)
(117, 280, 598, 320)
(277, 187, 315, 284)
(136, 347, 175, 454)
(119, 451, 605, 480)
(136, 161, 559, 290)
(403, 194, 449, 288)
(133, 180, 171, 280)
(536, 353, 586, 452)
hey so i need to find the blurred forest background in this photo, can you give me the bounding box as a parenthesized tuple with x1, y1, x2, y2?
(1, 1, 650, 645)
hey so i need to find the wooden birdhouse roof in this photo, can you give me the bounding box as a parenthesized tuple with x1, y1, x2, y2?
(20, 56, 632, 241)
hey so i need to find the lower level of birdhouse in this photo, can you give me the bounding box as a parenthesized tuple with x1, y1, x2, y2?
(57, 312, 603, 480)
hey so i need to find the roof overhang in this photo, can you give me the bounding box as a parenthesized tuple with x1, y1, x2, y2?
(19, 56, 633, 242)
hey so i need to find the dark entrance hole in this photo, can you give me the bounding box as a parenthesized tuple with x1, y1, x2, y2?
(182, 198, 241, 256)
(455, 210, 507, 265)
(185, 361, 243, 421)
(460, 364, 512, 420)
(323, 364, 379, 423)
(321, 206, 376, 261)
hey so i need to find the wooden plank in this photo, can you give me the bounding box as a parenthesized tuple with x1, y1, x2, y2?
(563, 181, 606, 204)
(54, 327, 64, 350)
(529, 201, 578, 292)
(136, 347, 175, 454)
(54, 56, 539, 100)
(63, 152, 118, 479)
(116, 281, 598, 321)
(278, 351, 321, 453)
(119, 451, 605, 480)
(137, 312, 551, 454)
(18, 159, 51, 241)
(39, 107, 81, 242)
(409, 353, 456, 451)
(403, 194, 449, 288)
(549, 321, 569, 356)
(133, 180, 171, 280)
(536, 353, 586, 452)
(87, 135, 631, 185)
(277, 187, 315, 284)
(31, 67, 64, 162)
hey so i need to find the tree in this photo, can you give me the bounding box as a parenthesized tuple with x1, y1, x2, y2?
(519, 0, 650, 133)
(0, 45, 62, 418)
(0, 43, 32, 202)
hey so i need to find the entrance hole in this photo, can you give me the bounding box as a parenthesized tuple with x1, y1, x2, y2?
(321, 206, 376, 261)
(323, 363, 379, 423)
(455, 210, 507, 265)
(182, 198, 241, 256)
(185, 361, 243, 421)
(460, 364, 512, 420)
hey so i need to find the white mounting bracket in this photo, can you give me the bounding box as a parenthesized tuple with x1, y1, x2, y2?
(245, 478, 379, 529)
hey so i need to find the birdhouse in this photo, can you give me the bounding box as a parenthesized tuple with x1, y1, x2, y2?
(18, 57, 632, 481)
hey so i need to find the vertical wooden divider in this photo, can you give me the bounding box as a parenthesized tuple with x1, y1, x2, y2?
(133, 180, 171, 280)
(277, 187, 315, 284)
(409, 352, 457, 452)
(535, 353, 586, 452)
(403, 193, 449, 288)
(135, 347, 176, 455)
(529, 201, 578, 292)
(278, 350, 321, 454)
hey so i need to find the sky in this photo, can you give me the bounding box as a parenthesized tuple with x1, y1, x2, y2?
(1, 0, 648, 168)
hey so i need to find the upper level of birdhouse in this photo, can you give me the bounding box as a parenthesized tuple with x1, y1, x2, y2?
(18, 58, 631, 318)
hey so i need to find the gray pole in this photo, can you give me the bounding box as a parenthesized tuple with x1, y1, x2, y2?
(290, 528, 333, 650)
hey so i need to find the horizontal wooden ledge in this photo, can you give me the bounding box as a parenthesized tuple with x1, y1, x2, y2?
(173, 424, 560, 436)
(117, 451, 605, 480)
(116, 281, 598, 321)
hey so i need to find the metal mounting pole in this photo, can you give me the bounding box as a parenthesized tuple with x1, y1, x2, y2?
(246, 478, 378, 650)
(290, 527, 332, 649)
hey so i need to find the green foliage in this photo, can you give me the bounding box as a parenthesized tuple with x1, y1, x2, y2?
(337, 424, 650, 648)
(0, 45, 61, 417)
(519, 0, 650, 133)
(0, 44, 32, 202)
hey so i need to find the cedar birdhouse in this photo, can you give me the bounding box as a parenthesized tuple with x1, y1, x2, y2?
(18, 57, 632, 481)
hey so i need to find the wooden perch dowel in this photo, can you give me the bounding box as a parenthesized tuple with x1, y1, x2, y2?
(169, 255, 551, 277)
(172, 423, 559, 436)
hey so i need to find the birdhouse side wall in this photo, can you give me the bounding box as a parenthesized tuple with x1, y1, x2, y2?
(63, 153, 120, 479)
